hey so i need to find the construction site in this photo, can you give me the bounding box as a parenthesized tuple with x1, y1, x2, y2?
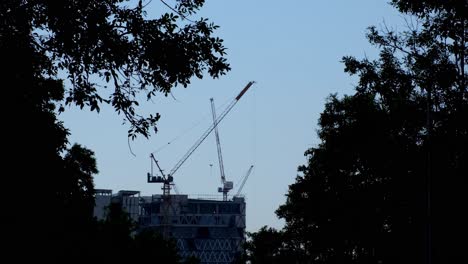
(94, 82, 255, 264)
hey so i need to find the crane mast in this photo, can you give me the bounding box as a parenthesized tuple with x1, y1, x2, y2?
(147, 81, 255, 196)
(211, 98, 233, 201)
(211, 98, 226, 184)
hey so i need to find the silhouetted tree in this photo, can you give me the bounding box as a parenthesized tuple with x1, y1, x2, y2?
(133, 228, 181, 263)
(245, 226, 285, 264)
(94, 203, 135, 262)
(2, 0, 230, 138)
(61, 144, 98, 218)
(276, 1, 466, 263)
(57, 144, 99, 260)
(93, 204, 187, 263)
(1, 0, 229, 261)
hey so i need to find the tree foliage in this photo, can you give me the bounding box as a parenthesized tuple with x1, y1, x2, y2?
(245, 226, 296, 264)
(270, 1, 467, 263)
(94, 203, 185, 263)
(2, 0, 230, 138)
(1, 0, 228, 261)
(62, 144, 98, 216)
(133, 228, 182, 263)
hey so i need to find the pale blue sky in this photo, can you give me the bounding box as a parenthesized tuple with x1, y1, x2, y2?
(60, 1, 403, 232)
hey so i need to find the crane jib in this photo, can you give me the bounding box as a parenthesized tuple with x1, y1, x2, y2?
(149, 81, 255, 196)
(235, 81, 255, 100)
(168, 81, 255, 178)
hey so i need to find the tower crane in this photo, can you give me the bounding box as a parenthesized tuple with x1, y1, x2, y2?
(210, 98, 232, 201)
(235, 165, 254, 197)
(147, 81, 255, 196)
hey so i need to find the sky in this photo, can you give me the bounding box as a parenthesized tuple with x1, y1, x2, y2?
(60, 0, 404, 232)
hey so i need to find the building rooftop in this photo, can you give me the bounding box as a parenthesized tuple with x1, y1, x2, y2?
(116, 190, 140, 196)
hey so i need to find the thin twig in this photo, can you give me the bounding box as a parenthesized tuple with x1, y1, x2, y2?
(160, 0, 195, 23)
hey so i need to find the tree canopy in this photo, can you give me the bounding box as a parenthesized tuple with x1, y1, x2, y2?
(93, 202, 187, 263)
(3, 0, 230, 138)
(247, 1, 467, 263)
(1, 0, 228, 262)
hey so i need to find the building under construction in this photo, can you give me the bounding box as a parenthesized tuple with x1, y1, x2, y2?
(94, 190, 246, 263)
(94, 82, 255, 263)
(141, 194, 246, 263)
